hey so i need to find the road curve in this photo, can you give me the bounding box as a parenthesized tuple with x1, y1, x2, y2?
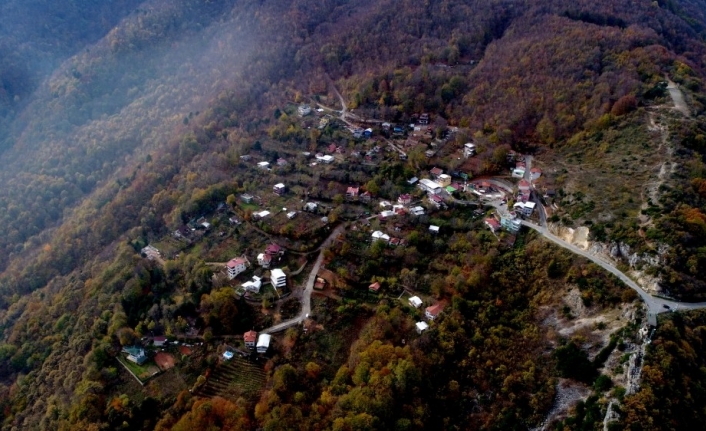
(262, 224, 346, 334)
(521, 220, 706, 315)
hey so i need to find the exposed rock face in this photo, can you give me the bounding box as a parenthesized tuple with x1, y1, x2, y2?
(548, 223, 668, 294)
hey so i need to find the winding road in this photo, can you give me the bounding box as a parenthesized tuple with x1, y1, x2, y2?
(521, 220, 706, 315)
(262, 224, 346, 334)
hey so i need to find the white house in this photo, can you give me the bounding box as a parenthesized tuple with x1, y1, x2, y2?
(273, 183, 286, 195)
(429, 225, 440, 234)
(464, 143, 476, 158)
(512, 166, 525, 178)
(242, 276, 262, 293)
(257, 253, 272, 268)
(258, 161, 270, 169)
(416, 321, 429, 334)
(222, 351, 234, 361)
(372, 231, 391, 243)
(227, 256, 249, 280)
(419, 179, 442, 194)
(286, 211, 297, 219)
(298, 104, 312, 116)
(257, 334, 271, 353)
(437, 174, 451, 187)
(315, 154, 335, 163)
(270, 268, 286, 289)
(409, 296, 423, 308)
(513, 201, 536, 217)
(254, 210, 271, 219)
(425, 304, 444, 321)
(305, 202, 318, 212)
(410, 206, 425, 216)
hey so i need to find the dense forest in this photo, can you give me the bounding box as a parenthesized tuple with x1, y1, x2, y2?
(0, 0, 704, 429)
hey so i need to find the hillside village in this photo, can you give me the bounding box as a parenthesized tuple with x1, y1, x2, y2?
(129, 96, 555, 385)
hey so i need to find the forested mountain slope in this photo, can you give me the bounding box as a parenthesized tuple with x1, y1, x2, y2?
(0, 0, 704, 429)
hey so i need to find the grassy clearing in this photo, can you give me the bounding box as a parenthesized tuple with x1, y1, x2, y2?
(117, 356, 160, 383)
(545, 112, 664, 227)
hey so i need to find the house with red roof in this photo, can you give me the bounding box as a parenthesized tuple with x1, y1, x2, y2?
(518, 179, 531, 192)
(425, 303, 444, 321)
(244, 330, 258, 349)
(369, 282, 381, 292)
(530, 167, 542, 180)
(430, 167, 443, 178)
(429, 194, 444, 208)
(485, 218, 501, 233)
(266, 243, 283, 256)
(227, 256, 249, 279)
(346, 186, 360, 199)
(398, 194, 413, 206)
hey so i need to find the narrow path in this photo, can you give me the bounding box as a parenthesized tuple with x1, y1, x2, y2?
(262, 224, 346, 333)
(521, 220, 706, 315)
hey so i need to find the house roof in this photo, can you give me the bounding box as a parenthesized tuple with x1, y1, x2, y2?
(227, 257, 247, 268)
(431, 194, 443, 203)
(347, 186, 359, 195)
(420, 178, 441, 189)
(257, 334, 271, 348)
(369, 282, 381, 291)
(154, 336, 167, 342)
(258, 253, 272, 263)
(398, 194, 411, 201)
(531, 167, 541, 173)
(430, 167, 443, 176)
(244, 330, 258, 342)
(429, 225, 440, 232)
(518, 179, 530, 189)
(409, 296, 423, 307)
(426, 303, 444, 317)
(123, 346, 145, 357)
(274, 183, 285, 188)
(485, 218, 501, 228)
(266, 243, 282, 254)
(270, 268, 286, 279)
(416, 321, 429, 332)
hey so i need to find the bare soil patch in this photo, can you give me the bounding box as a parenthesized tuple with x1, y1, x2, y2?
(154, 352, 176, 370)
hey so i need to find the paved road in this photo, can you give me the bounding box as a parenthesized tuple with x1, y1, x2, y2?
(521, 220, 706, 315)
(262, 224, 346, 334)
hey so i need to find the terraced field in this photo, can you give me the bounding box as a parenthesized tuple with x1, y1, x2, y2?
(196, 356, 267, 401)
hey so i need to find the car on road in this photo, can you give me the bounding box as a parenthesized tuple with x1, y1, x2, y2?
(663, 304, 671, 309)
